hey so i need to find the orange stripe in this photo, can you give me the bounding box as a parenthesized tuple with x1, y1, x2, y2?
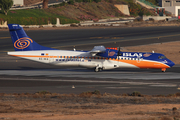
(114, 59, 170, 69)
(10, 55, 49, 58)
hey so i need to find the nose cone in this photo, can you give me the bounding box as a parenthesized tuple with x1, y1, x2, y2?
(167, 60, 175, 67)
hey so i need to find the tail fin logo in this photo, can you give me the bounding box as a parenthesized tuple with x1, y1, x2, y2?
(14, 37, 33, 49)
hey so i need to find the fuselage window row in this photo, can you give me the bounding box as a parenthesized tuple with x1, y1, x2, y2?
(54, 56, 143, 61)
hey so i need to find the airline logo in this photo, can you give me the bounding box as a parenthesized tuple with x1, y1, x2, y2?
(123, 53, 143, 57)
(14, 37, 33, 49)
(108, 51, 116, 56)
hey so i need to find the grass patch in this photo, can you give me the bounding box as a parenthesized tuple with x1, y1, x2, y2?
(0, 8, 79, 25)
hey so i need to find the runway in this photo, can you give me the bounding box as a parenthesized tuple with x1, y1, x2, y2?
(0, 26, 180, 95)
(0, 66, 180, 95)
(0, 67, 180, 80)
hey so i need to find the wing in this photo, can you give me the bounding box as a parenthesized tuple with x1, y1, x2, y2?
(90, 46, 106, 56)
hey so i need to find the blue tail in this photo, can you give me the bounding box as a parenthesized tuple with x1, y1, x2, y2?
(8, 24, 56, 51)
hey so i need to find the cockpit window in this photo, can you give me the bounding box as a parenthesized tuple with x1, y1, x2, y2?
(158, 56, 167, 59)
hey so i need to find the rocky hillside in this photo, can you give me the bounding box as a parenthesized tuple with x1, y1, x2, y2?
(44, 0, 156, 21)
(46, 2, 125, 21)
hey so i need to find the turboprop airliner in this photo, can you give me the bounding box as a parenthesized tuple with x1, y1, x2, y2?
(7, 24, 175, 72)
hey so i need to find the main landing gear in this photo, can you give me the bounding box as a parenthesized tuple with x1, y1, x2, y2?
(161, 68, 166, 72)
(94, 67, 103, 72)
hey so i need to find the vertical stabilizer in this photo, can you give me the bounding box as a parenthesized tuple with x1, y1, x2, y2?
(8, 24, 56, 51)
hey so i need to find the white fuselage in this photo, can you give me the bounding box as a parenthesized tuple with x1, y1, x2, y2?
(8, 50, 138, 70)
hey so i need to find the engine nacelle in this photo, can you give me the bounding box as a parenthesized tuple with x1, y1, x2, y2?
(102, 64, 119, 70)
(79, 62, 97, 68)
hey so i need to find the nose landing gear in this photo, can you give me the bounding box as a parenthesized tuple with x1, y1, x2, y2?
(161, 68, 166, 72)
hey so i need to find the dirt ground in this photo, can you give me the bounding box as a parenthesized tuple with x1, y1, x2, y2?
(1, 92, 180, 120)
(1, 104, 180, 120)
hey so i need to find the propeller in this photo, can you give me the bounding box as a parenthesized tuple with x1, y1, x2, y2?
(117, 47, 121, 60)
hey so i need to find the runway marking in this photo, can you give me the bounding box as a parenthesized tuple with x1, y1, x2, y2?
(53, 33, 180, 48)
(90, 37, 123, 39)
(149, 85, 177, 87)
(0, 37, 10, 39)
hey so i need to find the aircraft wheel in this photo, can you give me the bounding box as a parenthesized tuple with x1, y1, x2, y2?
(94, 67, 103, 72)
(95, 67, 99, 72)
(99, 68, 103, 72)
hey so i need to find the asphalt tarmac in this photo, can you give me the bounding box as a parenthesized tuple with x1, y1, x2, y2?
(0, 26, 180, 95)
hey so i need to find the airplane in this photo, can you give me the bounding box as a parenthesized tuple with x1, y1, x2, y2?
(7, 24, 175, 72)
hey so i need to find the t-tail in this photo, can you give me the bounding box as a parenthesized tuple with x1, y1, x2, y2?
(8, 24, 56, 51)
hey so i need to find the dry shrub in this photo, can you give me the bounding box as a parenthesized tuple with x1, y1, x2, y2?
(166, 94, 176, 97)
(131, 91, 142, 97)
(32, 94, 40, 98)
(155, 94, 165, 97)
(122, 93, 129, 96)
(79, 91, 93, 98)
(35, 91, 51, 95)
(147, 118, 157, 120)
(128, 117, 156, 120)
(62, 94, 76, 97)
(79, 90, 101, 98)
(13, 93, 18, 95)
(160, 116, 173, 120)
(175, 93, 180, 97)
(0, 93, 5, 96)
